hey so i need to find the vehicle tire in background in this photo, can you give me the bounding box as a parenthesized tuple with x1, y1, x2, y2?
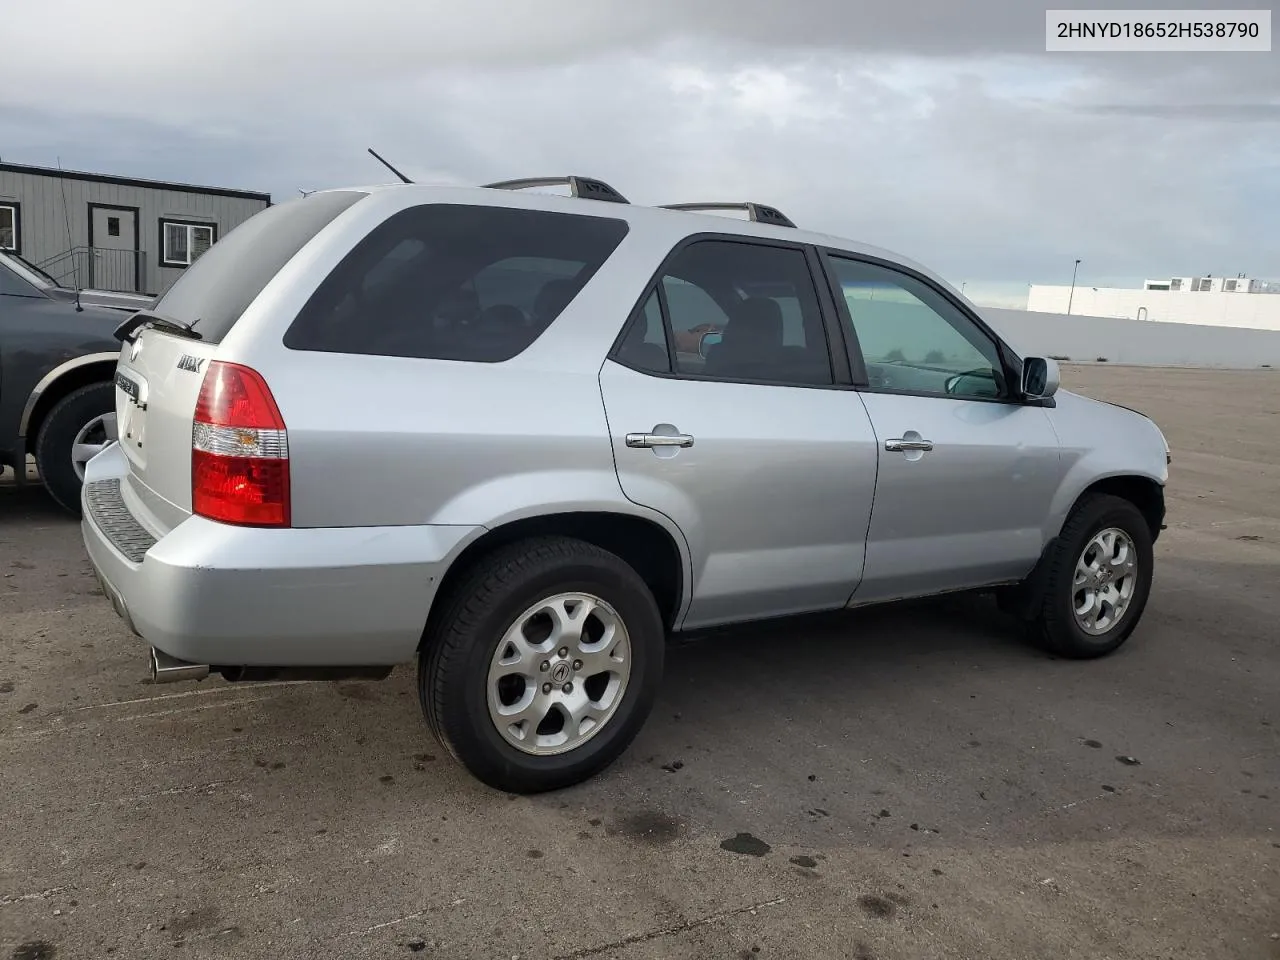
(419, 535, 665, 793)
(34, 382, 116, 516)
(1029, 493, 1154, 659)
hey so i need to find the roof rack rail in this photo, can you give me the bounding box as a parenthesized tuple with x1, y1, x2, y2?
(481, 176, 629, 204)
(658, 201, 796, 229)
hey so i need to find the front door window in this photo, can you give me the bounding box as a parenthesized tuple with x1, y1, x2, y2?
(827, 256, 1005, 399)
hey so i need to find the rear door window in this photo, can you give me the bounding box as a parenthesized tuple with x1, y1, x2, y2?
(648, 240, 834, 385)
(283, 204, 630, 362)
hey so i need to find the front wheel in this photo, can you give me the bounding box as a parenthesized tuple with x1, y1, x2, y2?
(1029, 493, 1155, 658)
(419, 536, 664, 793)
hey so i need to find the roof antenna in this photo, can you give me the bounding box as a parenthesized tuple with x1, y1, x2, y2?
(55, 156, 83, 311)
(367, 147, 413, 184)
(298, 188, 316, 197)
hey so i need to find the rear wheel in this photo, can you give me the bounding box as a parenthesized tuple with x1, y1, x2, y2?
(34, 382, 117, 516)
(1029, 494, 1154, 658)
(419, 536, 664, 793)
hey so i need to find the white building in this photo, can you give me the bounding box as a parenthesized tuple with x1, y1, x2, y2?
(1027, 275, 1280, 331)
(1142, 275, 1270, 293)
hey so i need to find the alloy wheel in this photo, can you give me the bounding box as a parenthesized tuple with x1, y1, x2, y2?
(71, 413, 118, 482)
(487, 592, 632, 756)
(1072, 526, 1138, 636)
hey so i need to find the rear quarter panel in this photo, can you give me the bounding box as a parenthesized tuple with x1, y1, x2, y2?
(259, 353, 635, 528)
(215, 189, 692, 531)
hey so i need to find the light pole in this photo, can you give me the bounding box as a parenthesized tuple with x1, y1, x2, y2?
(1067, 258, 1081, 315)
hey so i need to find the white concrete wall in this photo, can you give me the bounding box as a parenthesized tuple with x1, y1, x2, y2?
(1027, 284, 1280, 331)
(979, 307, 1280, 369)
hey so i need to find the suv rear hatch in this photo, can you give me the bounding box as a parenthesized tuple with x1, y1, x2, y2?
(111, 190, 366, 530)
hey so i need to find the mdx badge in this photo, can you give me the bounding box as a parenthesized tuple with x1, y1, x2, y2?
(177, 354, 206, 373)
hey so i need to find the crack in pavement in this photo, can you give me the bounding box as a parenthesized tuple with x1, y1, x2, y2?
(74, 681, 304, 711)
(1, 887, 65, 907)
(550, 896, 786, 959)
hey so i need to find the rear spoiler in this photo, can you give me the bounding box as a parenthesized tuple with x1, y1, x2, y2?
(113, 310, 203, 344)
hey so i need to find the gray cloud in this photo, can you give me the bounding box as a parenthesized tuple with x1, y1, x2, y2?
(4, 0, 1276, 294)
(1078, 103, 1280, 121)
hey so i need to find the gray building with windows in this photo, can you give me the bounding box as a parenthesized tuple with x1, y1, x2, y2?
(0, 161, 270, 296)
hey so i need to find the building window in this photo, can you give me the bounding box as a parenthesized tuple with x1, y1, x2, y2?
(0, 202, 19, 253)
(1169, 279, 1182, 291)
(107, 216, 121, 237)
(160, 219, 217, 268)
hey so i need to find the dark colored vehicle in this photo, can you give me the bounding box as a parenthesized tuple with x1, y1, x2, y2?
(0, 250, 150, 512)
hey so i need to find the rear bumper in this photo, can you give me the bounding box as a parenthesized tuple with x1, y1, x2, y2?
(80, 445, 479, 667)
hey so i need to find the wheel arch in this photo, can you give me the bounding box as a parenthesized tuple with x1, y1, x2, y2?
(422, 511, 689, 651)
(1059, 473, 1166, 543)
(20, 353, 119, 450)
(1011, 471, 1165, 623)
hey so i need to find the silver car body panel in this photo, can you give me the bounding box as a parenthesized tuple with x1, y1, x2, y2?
(1041, 389, 1169, 527)
(849, 392, 1065, 605)
(600, 360, 879, 629)
(81, 183, 1169, 666)
(83, 442, 479, 665)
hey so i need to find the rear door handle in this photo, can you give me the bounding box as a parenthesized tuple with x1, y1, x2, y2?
(885, 438, 933, 452)
(626, 433, 694, 449)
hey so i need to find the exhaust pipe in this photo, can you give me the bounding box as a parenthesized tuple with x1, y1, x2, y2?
(147, 648, 391, 685)
(149, 648, 210, 684)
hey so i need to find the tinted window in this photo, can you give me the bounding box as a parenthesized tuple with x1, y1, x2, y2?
(284, 204, 629, 362)
(0, 260, 41, 297)
(614, 291, 671, 374)
(828, 257, 1005, 399)
(154, 190, 366, 343)
(657, 240, 832, 385)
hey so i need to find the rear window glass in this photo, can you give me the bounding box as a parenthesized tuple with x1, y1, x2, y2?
(282, 204, 630, 362)
(153, 190, 367, 343)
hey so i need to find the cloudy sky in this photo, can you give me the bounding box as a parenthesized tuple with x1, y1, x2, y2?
(4, 0, 1277, 306)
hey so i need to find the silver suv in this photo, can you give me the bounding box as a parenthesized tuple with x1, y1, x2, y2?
(81, 176, 1170, 793)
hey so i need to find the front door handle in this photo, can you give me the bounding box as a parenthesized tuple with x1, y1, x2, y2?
(885, 438, 933, 452)
(626, 433, 694, 449)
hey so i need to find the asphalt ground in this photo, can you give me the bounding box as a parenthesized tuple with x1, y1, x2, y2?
(2, 363, 1277, 960)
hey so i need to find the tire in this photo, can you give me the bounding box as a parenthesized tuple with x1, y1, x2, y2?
(34, 382, 116, 516)
(1029, 493, 1154, 658)
(419, 535, 665, 794)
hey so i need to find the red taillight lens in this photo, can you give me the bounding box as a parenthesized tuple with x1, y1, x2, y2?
(191, 361, 290, 527)
(194, 359, 285, 428)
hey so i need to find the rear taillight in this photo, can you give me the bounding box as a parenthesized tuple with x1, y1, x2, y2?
(191, 361, 290, 527)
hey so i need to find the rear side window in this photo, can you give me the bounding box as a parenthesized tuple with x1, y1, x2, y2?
(283, 204, 629, 362)
(154, 190, 367, 343)
(653, 240, 834, 385)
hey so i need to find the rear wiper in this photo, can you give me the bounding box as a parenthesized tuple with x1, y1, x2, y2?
(113, 310, 203, 344)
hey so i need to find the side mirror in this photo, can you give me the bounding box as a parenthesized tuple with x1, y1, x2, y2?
(698, 331, 723, 359)
(1021, 356, 1060, 400)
